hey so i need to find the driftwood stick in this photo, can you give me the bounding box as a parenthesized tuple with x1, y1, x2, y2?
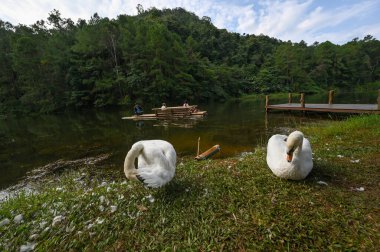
(265, 95, 269, 112)
(197, 137, 200, 156)
(288, 93, 292, 104)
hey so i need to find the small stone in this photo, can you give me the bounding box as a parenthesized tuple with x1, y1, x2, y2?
(350, 159, 360, 163)
(337, 155, 344, 158)
(14, 214, 23, 224)
(99, 205, 105, 212)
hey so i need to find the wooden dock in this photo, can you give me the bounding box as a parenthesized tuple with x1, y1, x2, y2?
(266, 90, 380, 114)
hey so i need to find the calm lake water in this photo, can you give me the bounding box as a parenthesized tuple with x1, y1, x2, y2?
(0, 92, 376, 189)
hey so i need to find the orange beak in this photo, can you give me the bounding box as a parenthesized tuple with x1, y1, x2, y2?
(287, 153, 293, 162)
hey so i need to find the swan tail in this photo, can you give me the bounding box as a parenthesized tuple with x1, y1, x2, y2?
(124, 142, 144, 180)
(136, 166, 174, 188)
(136, 149, 176, 188)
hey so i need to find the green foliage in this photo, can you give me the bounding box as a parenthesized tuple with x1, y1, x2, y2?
(0, 7, 379, 114)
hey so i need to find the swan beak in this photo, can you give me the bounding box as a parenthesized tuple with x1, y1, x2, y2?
(287, 154, 293, 162)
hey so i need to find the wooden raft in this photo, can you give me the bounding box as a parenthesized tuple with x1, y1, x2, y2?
(152, 105, 198, 118)
(122, 105, 207, 120)
(265, 90, 380, 114)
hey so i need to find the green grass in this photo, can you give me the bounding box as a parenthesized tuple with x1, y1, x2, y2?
(1, 115, 379, 251)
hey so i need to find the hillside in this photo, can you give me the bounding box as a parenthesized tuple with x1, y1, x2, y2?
(0, 7, 379, 114)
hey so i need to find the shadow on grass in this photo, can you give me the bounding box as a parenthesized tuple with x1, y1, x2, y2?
(303, 159, 355, 188)
(155, 177, 204, 203)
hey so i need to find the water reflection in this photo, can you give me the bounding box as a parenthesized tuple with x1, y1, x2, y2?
(0, 94, 368, 189)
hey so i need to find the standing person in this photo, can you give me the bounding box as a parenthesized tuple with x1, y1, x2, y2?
(134, 103, 143, 115)
(161, 103, 167, 109)
(183, 100, 189, 107)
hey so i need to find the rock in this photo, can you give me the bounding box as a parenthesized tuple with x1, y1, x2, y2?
(14, 214, 23, 224)
(0, 218, 10, 227)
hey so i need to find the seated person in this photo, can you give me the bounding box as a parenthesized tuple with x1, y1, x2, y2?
(161, 103, 167, 110)
(134, 103, 143, 115)
(183, 100, 189, 107)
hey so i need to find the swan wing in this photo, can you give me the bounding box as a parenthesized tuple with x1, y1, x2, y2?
(300, 137, 313, 175)
(136, 140, 176, 188)
(266, 134, 287, 172)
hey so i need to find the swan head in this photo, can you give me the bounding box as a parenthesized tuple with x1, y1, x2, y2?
(285, 131, 304, 162)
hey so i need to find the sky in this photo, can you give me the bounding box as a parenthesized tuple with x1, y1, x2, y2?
(1, 0, 379, 45)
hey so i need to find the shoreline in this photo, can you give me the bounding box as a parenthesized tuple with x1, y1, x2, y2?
(1, 115, 379, 251)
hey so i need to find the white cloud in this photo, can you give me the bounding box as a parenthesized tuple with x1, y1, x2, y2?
(0, 0, 379, 44)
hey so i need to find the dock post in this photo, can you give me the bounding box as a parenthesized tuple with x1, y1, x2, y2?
(265, 95, 269, 112)
(328, 90, 335, 105)
(288, 93, 292, 104)
(378, 89, 380, 110)
(300, 93, 305, 108)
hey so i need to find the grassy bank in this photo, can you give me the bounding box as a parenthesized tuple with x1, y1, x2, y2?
(1, 115, 379, 251)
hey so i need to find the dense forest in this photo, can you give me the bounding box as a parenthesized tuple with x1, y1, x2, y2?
(0, 6, 379, 114)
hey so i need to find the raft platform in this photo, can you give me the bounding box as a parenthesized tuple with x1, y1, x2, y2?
(122, 105, 207, 120)
(266, 90, 380, 114)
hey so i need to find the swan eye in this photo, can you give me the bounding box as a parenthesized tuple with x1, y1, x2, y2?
(284, 138, 287, 142)
(287, 147, 295, 155)
(134, 158, 138, 169)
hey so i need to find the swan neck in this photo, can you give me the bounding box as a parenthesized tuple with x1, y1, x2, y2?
(124, 143, 143, 177)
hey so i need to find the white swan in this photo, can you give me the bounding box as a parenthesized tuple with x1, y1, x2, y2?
(124, 140, 176, 188)
(266, 131, 313, 180)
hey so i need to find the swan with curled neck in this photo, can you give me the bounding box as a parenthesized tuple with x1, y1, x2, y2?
(266, 131, 313, 180)
(124, 140, 176, 188)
